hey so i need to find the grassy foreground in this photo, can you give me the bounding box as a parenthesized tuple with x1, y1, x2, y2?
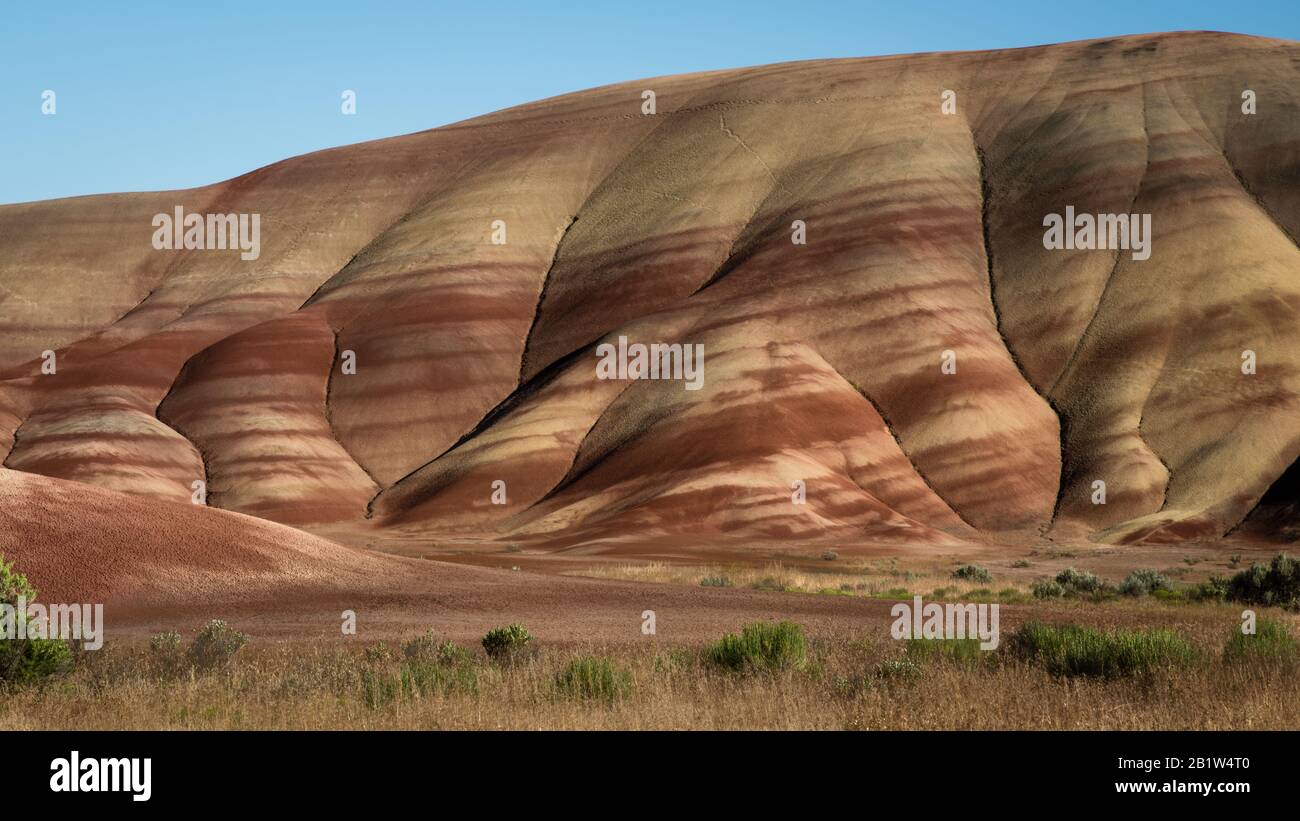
(3, 615, 1300, 730)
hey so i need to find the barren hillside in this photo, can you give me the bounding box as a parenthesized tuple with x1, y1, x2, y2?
(2, 30, 1298, 565)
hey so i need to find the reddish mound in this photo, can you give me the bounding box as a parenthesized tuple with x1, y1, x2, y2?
(0, 467, 409, 608)
(0, 467, 931, 643)
(1, 31, 1298, 551)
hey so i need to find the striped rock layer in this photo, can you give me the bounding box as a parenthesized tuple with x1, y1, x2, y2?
(1, 31, 1298, 548)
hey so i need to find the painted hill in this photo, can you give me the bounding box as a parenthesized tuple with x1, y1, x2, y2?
(1, 31, 1298, 552)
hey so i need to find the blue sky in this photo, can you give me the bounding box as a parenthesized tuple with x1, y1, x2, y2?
(2, 0, 1295, 205)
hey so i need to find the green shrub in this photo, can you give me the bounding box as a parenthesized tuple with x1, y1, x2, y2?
(953, 564, 992, 583)
(699, 575, 733, 588)
(0, 554, 74, 686)
(1223, 618, 1299, 666)
(481, 623, 532, 660)
(1008, 622, 1198, 678)
(402, 631, 469, 664)
(1055, 567, 1106, 595)
(0, 554, 34, 604)
(704, 621, 807, 673)
(1033, 568, 1116, 600)
(23, 637, 74, 679)
(1032, 580, 1064, 599)
(1227, 554, 1300, 610)
(555, 656, 634, 701)
(1012, 559, 1032, 568)
(1119, 568, 1172, 597)
(187, 620, 247, 671)
(1188, 575, 1229, 603)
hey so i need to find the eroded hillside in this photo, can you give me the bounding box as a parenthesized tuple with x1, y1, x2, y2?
(2, 31, 1298, 549)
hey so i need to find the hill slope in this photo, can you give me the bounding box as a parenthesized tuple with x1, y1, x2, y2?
(1, 31, 1298, 550)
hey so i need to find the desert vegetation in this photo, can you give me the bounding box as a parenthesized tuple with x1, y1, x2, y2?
(3, 601, 1299, 730)
(572, 552, 1297, 611)
(0, 556, 72, 685)
(4, 550, 1299, 729)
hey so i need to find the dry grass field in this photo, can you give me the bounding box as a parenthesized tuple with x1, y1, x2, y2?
(4, 591, 1297, 731)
